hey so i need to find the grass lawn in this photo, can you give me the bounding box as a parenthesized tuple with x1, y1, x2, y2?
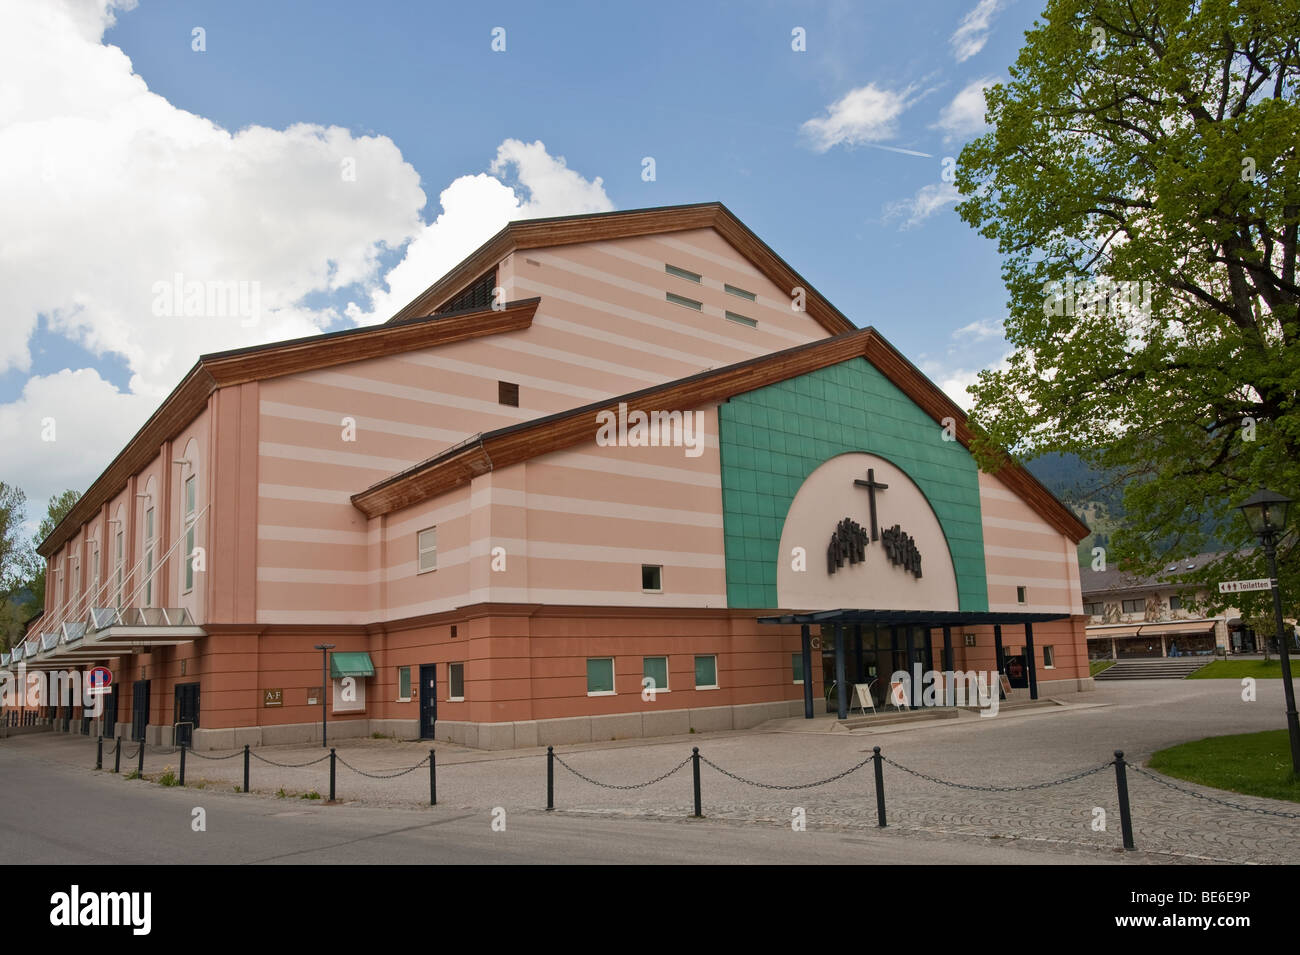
(1148, 730, 1300, 803)
(1186, 659, 1299, 679)
(1089, 659, 1116, 676)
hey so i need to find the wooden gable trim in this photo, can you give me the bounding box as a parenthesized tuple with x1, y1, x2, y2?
(385, 202, 856, 336)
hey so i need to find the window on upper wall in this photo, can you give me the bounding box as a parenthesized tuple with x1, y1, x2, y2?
(449, 662, 465, 701)
(1121, 598, 1144, 614)
(586, 658, 615, 696)
(183, 475, 197, 594)
(417, 528, 438, 574)
(143, 506, 155, 607)
(642, 564, 662, 592)
(498, 381, 519, 407)
(724, 311, 757, 328)
(397, 666, 412, 702)
(1016, 586, 1027, 604)
(665, 264, 702, 283)
(694, 655, 718, 690)
(643, 656, 668, 694)
(1083, 601, 1103, 616)
(724, 283, 757, 301)
(1169, 595, 1182, 611)
(435, 268, 497, 314)
(666, 292, 702, 311)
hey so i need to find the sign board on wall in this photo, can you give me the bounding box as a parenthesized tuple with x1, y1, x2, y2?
(307, 687, 322, 706)
(263, 688, 283, 707)
(1219, 578, 1272, 594)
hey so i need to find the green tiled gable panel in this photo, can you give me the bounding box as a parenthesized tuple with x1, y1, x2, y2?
(718, 357, 988, 610)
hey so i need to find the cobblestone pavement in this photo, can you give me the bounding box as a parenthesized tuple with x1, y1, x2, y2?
(11, 678, 1300, 864)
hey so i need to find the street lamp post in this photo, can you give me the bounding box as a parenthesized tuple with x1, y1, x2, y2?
(314, 643, 335, 748)
(1237, 488, 1300, 777)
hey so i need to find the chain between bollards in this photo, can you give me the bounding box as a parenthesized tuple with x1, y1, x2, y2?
(691, 747, 702, 817)
(546, 746, 554, 810)
(872, 746, 887, 827)
(243, 744, 250, 793)
(1113, 749, 1136, 850)
(429, 749, 437, 806)
(329, 748, 336, 802)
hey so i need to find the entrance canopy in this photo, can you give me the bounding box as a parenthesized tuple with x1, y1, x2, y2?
(758, 609, 1071, 627)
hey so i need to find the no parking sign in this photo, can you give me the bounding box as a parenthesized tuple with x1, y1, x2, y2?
(87, 666, 112, 696)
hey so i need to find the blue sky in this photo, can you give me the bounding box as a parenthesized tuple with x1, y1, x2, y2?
(2, 0, 1030, 522)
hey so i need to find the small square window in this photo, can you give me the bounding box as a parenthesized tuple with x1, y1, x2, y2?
(587, 658, 615, 696)
(643, 656, 668, 694)
(1016, 586, 1027, 604)
(449, 662, 465, 700)
(1169, 595, 1182, 611)
(642, 564, 662, 592)
(498, 381, 519, 407)
(791, 652, 804, 684)
(397, 666, 411, 701)
(694, 655, 718, 689)
(418, 527, 437, 573)
(1043, 646, 1056, 669)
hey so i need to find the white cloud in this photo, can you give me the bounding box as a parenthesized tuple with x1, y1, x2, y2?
(348, 139, 613, 325)
(950, 0, 1004, 63)
(953, 317, 1005, 342)
(882, 182, 962, 229)
(800, 83, 915, 152)
(0, 0, 613, 523)
(934, 77, 1000, 142)
(922, 355, 1011, 411)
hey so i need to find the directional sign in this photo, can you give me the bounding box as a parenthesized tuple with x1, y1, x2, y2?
(1219, 578, 1273, 594)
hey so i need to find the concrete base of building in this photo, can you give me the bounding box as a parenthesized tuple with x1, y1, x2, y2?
(1034, 675, 1096, 695)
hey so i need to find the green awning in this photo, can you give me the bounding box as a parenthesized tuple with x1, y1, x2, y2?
(330, 651, 375, 679)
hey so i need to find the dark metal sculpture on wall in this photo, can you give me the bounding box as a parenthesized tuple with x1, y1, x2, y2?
(825, 467, 922, 578)
(826, 518, 868, 573)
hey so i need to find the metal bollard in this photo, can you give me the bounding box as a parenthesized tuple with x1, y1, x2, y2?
(692, 747, 702, 818)
(243, 744, 250, 793)
(114, 735, 122, 774)
(1113, 749, 1136, 850)
(180, 744, 187, 787)
(137, 739, 145, 778)
(429, 749, 437, 806)
(546, 746, 554, 810)
(329, 748, 337, 802)
(96, 737, 103, 771)
(873, 746, 887, 827)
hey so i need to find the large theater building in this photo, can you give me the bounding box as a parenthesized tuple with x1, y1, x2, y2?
(12, 202, 1092, 750)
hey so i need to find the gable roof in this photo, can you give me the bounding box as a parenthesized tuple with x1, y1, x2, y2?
(385, 201, 857, 337)
(351, 326, 1091, 543)
(36, 299, 539, 558)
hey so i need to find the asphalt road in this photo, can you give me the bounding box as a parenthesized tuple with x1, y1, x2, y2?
(0, 745, 1125, 865)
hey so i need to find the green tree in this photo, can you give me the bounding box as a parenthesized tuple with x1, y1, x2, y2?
(0, 482, 37, 650)
(956, 0, 1300, 615)
(26, 489, 82, 615)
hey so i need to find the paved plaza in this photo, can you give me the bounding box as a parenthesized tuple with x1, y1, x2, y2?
(7, 678, 1298, 864)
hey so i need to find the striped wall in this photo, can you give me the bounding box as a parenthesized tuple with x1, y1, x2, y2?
(256, 227, 829, 623)
(979, 470, 1082, 614)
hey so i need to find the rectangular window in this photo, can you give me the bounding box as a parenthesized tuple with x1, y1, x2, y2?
(449, 662, 465, 700)
(643, 656, 669, 694)
(1043, 646, 1056, 669)
(665, 264, 702, 283)
(498, 381, 519, 407)
(114, 530, 124, 608)
(641, 564, 662, 592)
(397, 666, 411, 701)
(144, 506, 155, 607)
(586, 658, 615, 696)
(694, 655, 718, 689)
(1122, 598, 1144, 614)
(665, 292, 702, 311)
(724, 283, 756, 301)
(418, 527, 438, 573)
(1016, 585, 1027, 604)
(1083, 601, 1103, 616)
(1168, 595, 1182, 611)
(183, 475, 196, 594)
(791, 652, 804, 684)
(724, 311, 757, 328)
